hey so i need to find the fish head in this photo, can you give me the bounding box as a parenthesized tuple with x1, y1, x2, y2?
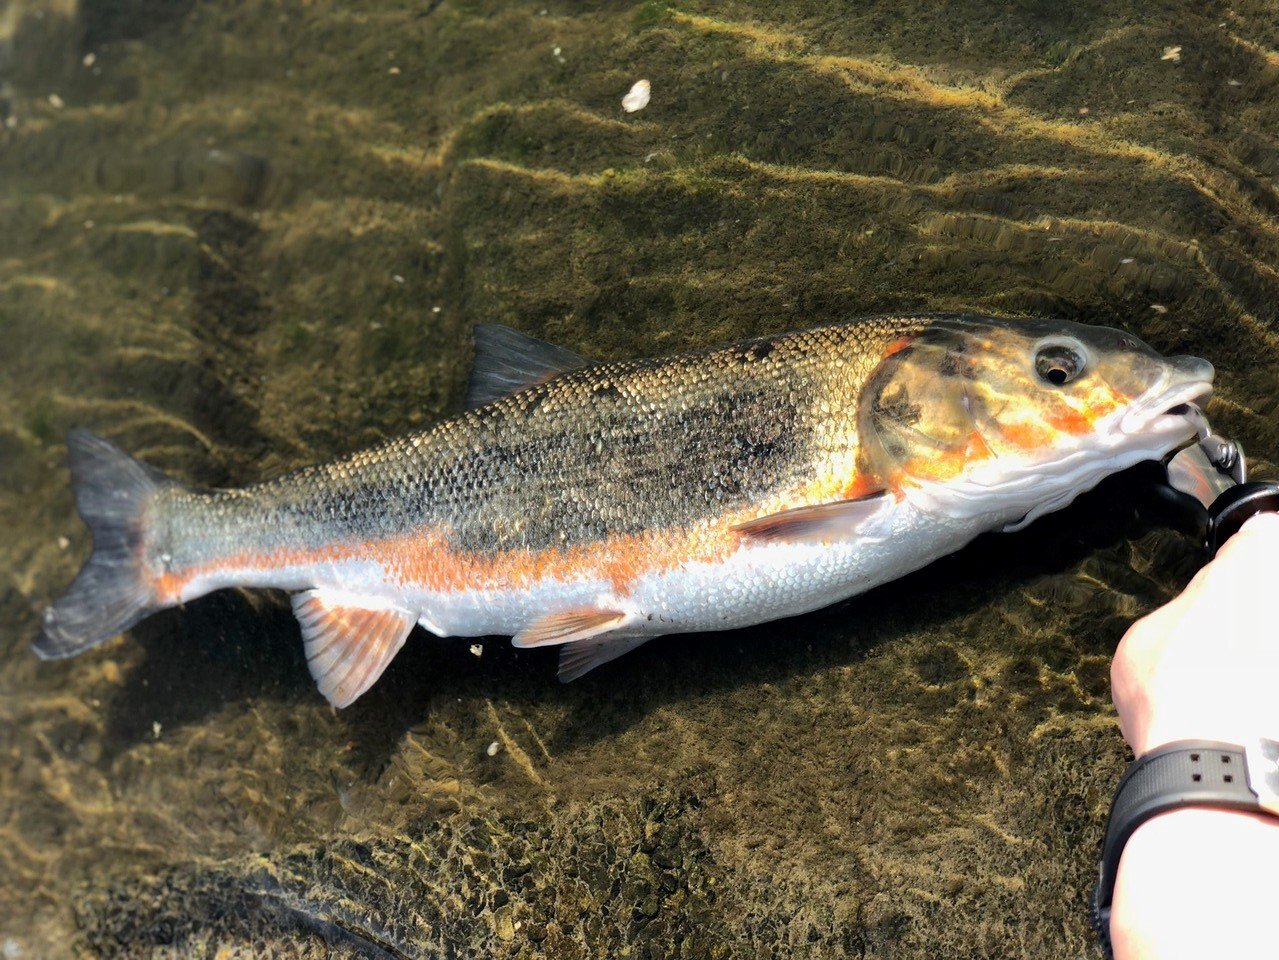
(857, 316, 1214, 527)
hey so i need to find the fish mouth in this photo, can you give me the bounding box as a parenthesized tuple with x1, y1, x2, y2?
(1119, 379, 1214, 440)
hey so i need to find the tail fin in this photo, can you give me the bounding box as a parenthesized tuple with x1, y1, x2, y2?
(34, 430, 175, 660)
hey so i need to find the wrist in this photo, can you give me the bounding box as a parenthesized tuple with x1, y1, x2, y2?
(1111, 806, 1279, 959)
(1135, 707, 1279, 759)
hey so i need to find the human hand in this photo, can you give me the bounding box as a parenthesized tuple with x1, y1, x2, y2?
(1107, 512, 1279, 960)
(1111, 512, 1279, 757)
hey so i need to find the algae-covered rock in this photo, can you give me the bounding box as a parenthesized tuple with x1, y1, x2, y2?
(2, 0, 1278, 957)
(76, 788, 735, 960)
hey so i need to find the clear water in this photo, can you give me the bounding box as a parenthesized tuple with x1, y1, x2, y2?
(2, 0, 1277, 956)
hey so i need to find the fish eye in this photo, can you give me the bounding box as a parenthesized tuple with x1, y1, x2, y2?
(1034, 341, 1086, 387)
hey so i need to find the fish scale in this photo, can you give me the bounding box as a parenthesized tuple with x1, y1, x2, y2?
(36, 314, 1215, 705)
(155, 317, 914, 564)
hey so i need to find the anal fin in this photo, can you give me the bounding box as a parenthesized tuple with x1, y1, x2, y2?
(732, 492, 889, 544)
(292, 590, 417, 709)
(558, 635, 650, 683)
(512, 608, 629, 648)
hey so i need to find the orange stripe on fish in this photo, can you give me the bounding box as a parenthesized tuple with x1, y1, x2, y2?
(1046, 385, 1123, 435)
(842, 473, 886, 500)
(998, 421, 1054, 450)
(883, 336, 914, 359)
(150, 476, 893, 602)
(905, 430, 992, 482)
(150, 524, 740, 600)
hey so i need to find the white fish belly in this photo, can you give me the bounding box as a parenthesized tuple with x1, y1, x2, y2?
(404, 502, 993, 641)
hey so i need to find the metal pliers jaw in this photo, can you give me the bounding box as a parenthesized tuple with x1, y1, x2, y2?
(1161, 434, 1279, 557)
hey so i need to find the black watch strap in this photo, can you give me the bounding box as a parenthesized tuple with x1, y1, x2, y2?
(1092, 739, 1279, 957)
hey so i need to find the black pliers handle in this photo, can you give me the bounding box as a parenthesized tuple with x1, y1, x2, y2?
(1163, 435, 1279, 558)
(1204, 482, 1279, 557)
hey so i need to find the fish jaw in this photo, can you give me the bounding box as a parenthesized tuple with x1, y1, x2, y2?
(1117, 365, 1214, 439)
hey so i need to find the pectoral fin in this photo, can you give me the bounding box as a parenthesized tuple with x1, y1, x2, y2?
(512, 608, 630, 648)
(732, 492, 889, 544)
(292, 590, 416, 708)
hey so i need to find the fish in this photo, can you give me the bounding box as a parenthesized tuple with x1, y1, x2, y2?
(34, 314, 1214, 705)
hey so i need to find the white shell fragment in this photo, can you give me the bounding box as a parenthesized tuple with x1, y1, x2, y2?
(486, 740, 500, 757)
(622, 79, 651, 113)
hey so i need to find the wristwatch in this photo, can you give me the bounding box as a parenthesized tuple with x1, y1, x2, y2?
(1092, 437, 1279, 956)
(1092, 738, 1279, 958)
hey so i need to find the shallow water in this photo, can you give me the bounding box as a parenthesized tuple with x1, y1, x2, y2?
(2, 0, 1278, 956)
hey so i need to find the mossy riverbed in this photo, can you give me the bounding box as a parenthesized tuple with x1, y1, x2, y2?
(2, 0, 1278, 956)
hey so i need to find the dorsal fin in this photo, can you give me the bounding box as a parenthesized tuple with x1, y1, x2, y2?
(291, 590, 416, 708)
(466, 324, 592, 409)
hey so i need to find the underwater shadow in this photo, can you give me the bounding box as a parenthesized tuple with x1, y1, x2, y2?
(100, 590, 312, 760)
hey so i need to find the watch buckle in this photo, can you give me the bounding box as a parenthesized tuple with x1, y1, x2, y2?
(1243, 738, 1279, 816)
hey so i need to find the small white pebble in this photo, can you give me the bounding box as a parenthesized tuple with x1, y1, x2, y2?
(552, 46, 561, 56)
(47, 93, 64, 109)
(622, 78, 651, 113)
(1120, 257, 1135, 264)
(469, 643, 483, 657)
(4, 116, 16, 130)
(432, 305, 442, 314)
(82, 52, 96, 67)
(152, 721, 162, 739)
(486, 740, 500, 757)
(539, 8, 548, 14)
(83, 220, 94, 230)
(392, 274, 405, 283)
(1161, 45, 1182, 62)
(57, 536, 70, 550)
(3, 936, 23, 959)
(388, 66, 401, 75)
(1227, 78, 1242, 86)
(1151, 304, 1169, 314)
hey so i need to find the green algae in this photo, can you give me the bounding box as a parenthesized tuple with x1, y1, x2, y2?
(2, 0, 1279, 956)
